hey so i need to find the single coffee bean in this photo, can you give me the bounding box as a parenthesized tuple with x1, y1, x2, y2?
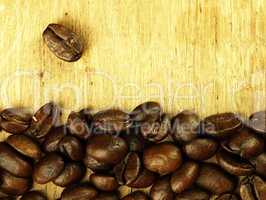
(216, 150, 254, 176)
(20, 191, 47, 200)
(143, 143, 182, 175)
(215, 194, 239, 200)
(33, 153, 65, 184)
(86, 134, 128, 165)
(93, 109, 132, 133)
(26, 102, 60, 141)
(122, 132, 145, 152)
(170, 161, 199, 193)
(249, 111, 266, 134)
(122, 191, 149, 200)
(175, 188, 210, 200)
(222, 127, 264, 159)
(53, 162, 86, 187)
(42, 126, 67, 152)
(240, 176, 266, 200)
(183, 138, 218, 161)
(43, 23, 83, 62)
(127, 168, 157, 188)
(196, 163, 236, 195)
(94, 192, 119, 200)
(251, 153, 266, 178)
(203, 113, 242, 137)
(59, 136, 85, 161)
(0, 108, 31, 134)
(130, 101, 162, 123)
(60, 184, 98, 200)
(0, 171, 31, 196)
(90, 174, 119, 192)
(0, 142, 32, 178)
(171, 110, 200, 143)
(150, 176, 174, 200)
(6, 134, 42, 160)
(67, 110, 92, 140)
(83, 154, 111, 172)
(140, 114, 171, 142)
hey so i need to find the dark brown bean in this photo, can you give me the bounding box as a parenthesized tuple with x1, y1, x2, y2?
(122, 132, 145, 152)
(122, 191, 149, 200)
(33, 153, 65, 184)
(53, 162, 85, 187)
(203, 113, 242, 137)
(251, 153, 266, 178)
(240, 176, 266, 200)
(59, 136, 85, 161)
(170, 161, 199, 193)
(249, 111, 266, 134)
(86, 134, 128, 165)
(0, 171, 31, 196)
(175, 188, 210, 200)
(43, 23, 83, 62)
(42, 126, 67, 152)
(90, 174, 119, 192)
(6, 135, 42, 160)
(93, 109, 132, 133)
(127, 168, 157, 188)
(196, 163, 236, 195)
(83, 154, 111, 172)
(143, 143, 182, 175)
(60, 184, 98, 200)
(171, 110, 200, 143)
(0, 108, 31, 134)
(215, 194, 239, 200)
(183, 138, 218, 161)
(0, 142, 32, 177)
(20, 191, 47, 200)
(94, 193, 119, 200)
(150, 176, 174, 200)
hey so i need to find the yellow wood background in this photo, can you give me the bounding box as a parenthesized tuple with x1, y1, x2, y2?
(0, 0, 266, 199)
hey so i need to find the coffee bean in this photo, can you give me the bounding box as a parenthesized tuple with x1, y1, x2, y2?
(43, 23, 83, 62)
(183, 138, 218, 161)
(215, 194, 239, 200)
(203, 113, 242, 137)
(53, 162, 86, 187)
(6, 135, 42, 160)
(60, 184, 98, 200)
(127, 168, 157, 188)
(170, 161, 199, 193)
(20, 191, 47, 200)
(150, 176, 174, 200)
(0, 108, 31, 134)
(83, 154, 111, 172)
(196, 163, 236, 195)
(42, 126, 67, 152)
(33, 153, 65, 184)
(240, 176, 266, 200)
(174, 188, 210, 200)
(122, 191, 149, 200)
(249, 111, 266, 134)
(59, 136, 85, 161)
(143, 143, 182, 175)
(94, 192, 119, 200)
(90, 174, 119, 192)
(86, 134, 128, 165)
(0, 142, 32, 178)
(171, 110, 200, 143)
(251, 153, 266, 178)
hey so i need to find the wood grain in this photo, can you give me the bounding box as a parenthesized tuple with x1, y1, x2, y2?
(0, 0, 265, 199)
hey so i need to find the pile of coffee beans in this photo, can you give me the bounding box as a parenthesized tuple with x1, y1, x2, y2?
(0, 101, 265, 199)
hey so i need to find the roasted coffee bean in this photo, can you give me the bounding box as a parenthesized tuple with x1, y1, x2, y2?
(251, 153, 266, 178)
(140, 114, 171, 142)
(59, 136, 85, 161)
(93, 109, 132, 133)
(122, 191, 149, 200)
(127, 168, 157, 188)
(216, 150, 254, 176)
(183, 138, 218, 161)
(249, 111, 266, 134)
(175, 188, 210, 200)
(94, 192, 119, 200)
(0, 108, 31, 134)
(130, 101, 162, 123)
(0, 171, 31, 196)
(143, 143, 182, 175)
(0, 142, 32, 178)
(60, 184, 98, 200)
(33, 153, 65, 184)
(42, 126, 67, 152)
(215, 194, 239, 200)
(20, 191, 47, 200)
(86, 134, 128, 165)
(6, 134, 42, 160)
(53, 162, 86, 187)
(67, 110, 92, 140)
(43, 23, 83, 62)
(196, 163, 236, 195)
(203, 113, 242, 137)
(83, 154, 111, 172)
(222, 127, 264, 159)
(150, 176, 174, 200)
(90, 174, 119, 192)
(26, 102, 60, 141)
(240, 176, 266, 200)
(122, 132, 145, 152)
(170, 161, 199, 193)
(171, 110, 200, 143)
